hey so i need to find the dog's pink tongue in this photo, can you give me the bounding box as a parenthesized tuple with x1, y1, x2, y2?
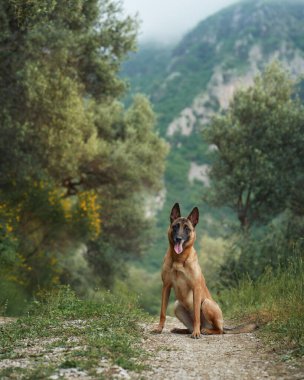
(174, 242, 183, 254)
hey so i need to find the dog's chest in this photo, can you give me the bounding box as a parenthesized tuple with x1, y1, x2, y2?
(171, 261, 186, 277)
(170, 262, 193, 306)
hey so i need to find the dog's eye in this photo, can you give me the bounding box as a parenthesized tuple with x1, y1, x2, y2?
(184, 225, 190, 232)
(173, 223, 180, 230)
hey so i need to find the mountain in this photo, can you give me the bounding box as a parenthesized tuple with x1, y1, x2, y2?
(122, 0, 304, 270)
(123, 42, 173, 106)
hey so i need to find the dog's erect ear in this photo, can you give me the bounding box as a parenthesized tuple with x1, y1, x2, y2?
(170, 203, 181, 224)
(187, 207, 199, 228)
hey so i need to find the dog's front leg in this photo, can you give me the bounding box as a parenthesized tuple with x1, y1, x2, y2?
(152, 284, 171, 334)
(191, 285, 202, 339)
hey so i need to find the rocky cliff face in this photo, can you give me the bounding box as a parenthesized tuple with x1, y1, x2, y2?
(160, 0, 304, 137)
(169, 45, 304, 138)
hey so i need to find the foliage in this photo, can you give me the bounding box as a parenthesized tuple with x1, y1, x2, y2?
(218, 210, 304, 285)
(204, 62, 304, 228)
(0, 181, 103, 312)
(0, 0, 138, 184)
(202, 62, 304, 290)
(0, 286, 149, 378)
(219, 252, 304, 357)
(84, 95, 168, 284)
(0, 0, 167, 308)
(198, 234, 229, 290)
(115, 265, 163, 315)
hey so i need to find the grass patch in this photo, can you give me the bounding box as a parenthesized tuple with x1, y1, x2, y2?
(219, 255, 304, 357)
(0, 286, 149, 378)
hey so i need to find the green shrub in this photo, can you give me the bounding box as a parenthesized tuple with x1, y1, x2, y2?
(218, 212, 304, 286)
(219, 253, 304, 357)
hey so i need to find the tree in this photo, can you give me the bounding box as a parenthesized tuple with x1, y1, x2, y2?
(0, 0, 138, 186)
(0, 0, 168, 299)
(204, 62, 304, 228)
(85, 95, 168, 284)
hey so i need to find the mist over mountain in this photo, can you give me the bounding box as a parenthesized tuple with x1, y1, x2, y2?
(123, 0, 238, 43)
(122, 0, 304, 269)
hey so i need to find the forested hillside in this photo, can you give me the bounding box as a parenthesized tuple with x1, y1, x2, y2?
(122, 0, 304, 270)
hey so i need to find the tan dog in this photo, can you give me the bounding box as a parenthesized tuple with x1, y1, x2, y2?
(153, 203, 256, 339)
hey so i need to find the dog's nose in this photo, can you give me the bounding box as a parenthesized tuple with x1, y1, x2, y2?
(175, 237, 182, 243)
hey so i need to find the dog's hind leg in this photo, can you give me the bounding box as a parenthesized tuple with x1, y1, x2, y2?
(201, 299, 224, 335)
(171, 301, 193, 334)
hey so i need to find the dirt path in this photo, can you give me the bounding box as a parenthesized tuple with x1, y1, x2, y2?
(138, 316, 303, 380)
(1, 317, 303, 379)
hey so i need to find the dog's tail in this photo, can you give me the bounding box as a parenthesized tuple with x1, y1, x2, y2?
(223, 323, 257, 334)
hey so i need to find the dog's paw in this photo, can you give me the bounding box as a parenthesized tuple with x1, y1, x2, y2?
(191, 330, 201, 339)
(151, 326, 163, 334)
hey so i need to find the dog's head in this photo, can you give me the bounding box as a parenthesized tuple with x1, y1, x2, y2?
(168, 203, 199, 255)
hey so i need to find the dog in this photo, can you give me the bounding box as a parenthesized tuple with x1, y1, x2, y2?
(152, 203, 256, 339)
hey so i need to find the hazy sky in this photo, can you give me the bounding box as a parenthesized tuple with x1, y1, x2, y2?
(123, 0, 238, 43)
